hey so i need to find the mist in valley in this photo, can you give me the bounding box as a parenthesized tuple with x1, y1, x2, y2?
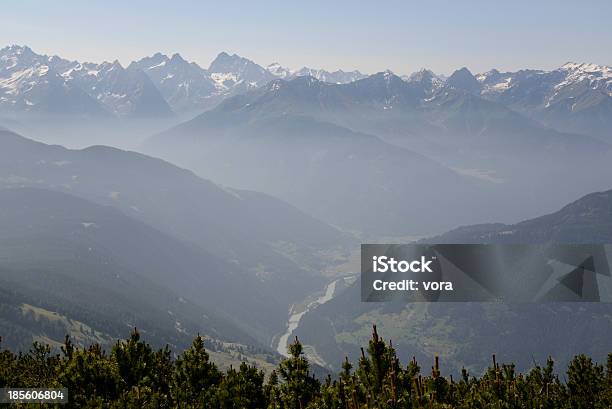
(1, 43, 612, 375)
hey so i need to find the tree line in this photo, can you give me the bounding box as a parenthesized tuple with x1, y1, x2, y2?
(1, 325, 611, 408)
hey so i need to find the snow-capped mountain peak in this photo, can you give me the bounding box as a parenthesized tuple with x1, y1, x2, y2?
(129, 52, 216, 113)
(403, 68, 445, 95)
(3, 44, 610, 134)
(558, 62, 611, 93)
(208, 52, 274, 91)
(0, 45, 41, 73)
(138, 53, 170, 70)
(0, 45, 173, 118)
(292, 66, 366, 84)
(1, 47, 367, 116)
(561, 61, 611, 74)
(209, 52, 256, 75)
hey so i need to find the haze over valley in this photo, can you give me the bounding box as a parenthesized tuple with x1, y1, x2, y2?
(1, 43, 611, 374)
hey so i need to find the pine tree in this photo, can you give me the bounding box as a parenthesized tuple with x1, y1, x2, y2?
(171, 334, 221, 406)
(601, 353, 612, 408)
(265, 370, 283, 409)
(56, 341, 122, 406)
(216, 362, 267, 409)
(111, 328, 156, 390)
(15, 341, 58, 388)
(0, 327, 610, 407)
(0, 336, 17, 388)
(567, 354, 605, 409)
(277, 336, 320, 409)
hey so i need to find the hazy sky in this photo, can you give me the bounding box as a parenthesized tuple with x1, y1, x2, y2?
(2, 0, 611, 76)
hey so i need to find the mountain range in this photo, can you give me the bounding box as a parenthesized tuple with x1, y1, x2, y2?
(2, 44, 611, 375)
(476, 63, 612, 139)
(143, 70, 612, 235)
(3, 44, 611, 235)
(131, 51, 367, 114)
(4, 45, 609, 141)
(144, 75, 494, 234)
(0, 45, 368, 120)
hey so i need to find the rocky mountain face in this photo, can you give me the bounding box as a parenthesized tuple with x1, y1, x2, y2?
(208, 51, 276, 90)
(128, 52, 218, 114)
(0, 45, 173, 118)
(0, 46, 110, 117)
(1, 46, 370, 117)
(476, 62, 612, 139)
(130, 51, 368, 114)
(445, 67, 482, 94)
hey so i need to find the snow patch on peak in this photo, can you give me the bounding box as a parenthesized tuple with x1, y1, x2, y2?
(382, 69, 395, 78)
(149, 59, 167, 69)
(267, 62, 292, 79)
(556, 62, 611, 93)
(560, 62, 611, 78)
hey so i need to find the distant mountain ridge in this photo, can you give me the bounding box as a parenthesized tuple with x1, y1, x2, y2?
(131, 51, 368, 113)
(128, 50, 368, 114)
(427, 188, 612, 244)
(474, 62, 612, 139)
(144, 68, 612, 235)
(2, 44, 611, 138)
(145, 72, 505, 234)
(270, 64, 367, 84)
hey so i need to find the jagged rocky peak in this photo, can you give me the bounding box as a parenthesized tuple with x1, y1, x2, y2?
(446, 67, 482, 94)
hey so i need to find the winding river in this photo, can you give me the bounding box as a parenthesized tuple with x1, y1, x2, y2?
(275, 276, 352, 357)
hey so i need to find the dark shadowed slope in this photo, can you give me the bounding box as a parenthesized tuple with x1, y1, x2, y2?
(0, 130, 353, 344)
(0, 187, 264, 350)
